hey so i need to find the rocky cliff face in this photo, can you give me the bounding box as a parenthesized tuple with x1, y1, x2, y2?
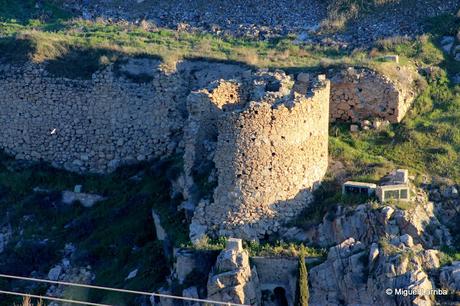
(309, 237, 440, 306)
(282, 188, 452, 249)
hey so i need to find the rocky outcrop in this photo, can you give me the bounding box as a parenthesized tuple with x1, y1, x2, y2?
(207, 238, 261, 305)
(282, 188, 452, 249)
(441, 34, 460, 62)
(309, 237, 440, 306)
(47, 244, 95, 306)
(61, 190, 105, 208)
(440, 261, 460, 294)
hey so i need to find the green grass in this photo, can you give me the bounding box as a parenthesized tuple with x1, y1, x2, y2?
(189, 235, 326, 258)
(440, 246, 460, 266)
(0, 154, 187, 305)
(0, 1, 413, 79)
(330, 71, 460, 183)
(0, 4, 459, 303)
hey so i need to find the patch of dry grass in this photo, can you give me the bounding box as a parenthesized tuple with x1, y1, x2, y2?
(17, 297, 44, 306)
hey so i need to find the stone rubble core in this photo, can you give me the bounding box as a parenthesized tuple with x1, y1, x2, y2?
(189, 70, 330, 241)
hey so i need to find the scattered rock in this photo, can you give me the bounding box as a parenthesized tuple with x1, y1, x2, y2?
(369, 242, 380, 263)
(441, 36, 455, 53)
(152, 210, 168, 241)
(62, 191, 105, 208)
(182, 287, 200, 306)
(350, 124, 359, 132)
(125, 269, 138, 280)
(440, 261, 460, 293)
(48, 265, 62, 281)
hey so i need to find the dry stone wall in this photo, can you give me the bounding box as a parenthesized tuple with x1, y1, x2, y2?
(0, 59, 245, 173)
(329, 67, 416, 123)
(0, 61, 185, 173)
(190, 71, 330, 240)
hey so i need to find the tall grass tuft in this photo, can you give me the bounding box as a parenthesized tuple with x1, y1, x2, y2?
(18, 296, 44, 306)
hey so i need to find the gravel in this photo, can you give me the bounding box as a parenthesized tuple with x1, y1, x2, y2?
(61, 0, 459, 48)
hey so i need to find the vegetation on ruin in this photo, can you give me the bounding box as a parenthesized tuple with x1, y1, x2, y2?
(0, 1, 460, 301)
(190, 236, 327, 259)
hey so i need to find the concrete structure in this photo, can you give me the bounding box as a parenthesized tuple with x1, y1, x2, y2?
(343, 169, 411, 203)
(376, 184, 410, 202)
(382, 168, 409, 185)
(342, 169, 411, 202)
(342, 181, 377, 196)
(376, 169, 411, 202)
(251, 257, 298, 306)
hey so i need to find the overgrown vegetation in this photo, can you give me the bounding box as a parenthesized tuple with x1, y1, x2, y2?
(440, 246, 460, 267)
(191, 236, 327, 259)
(0, 153, 186, 305)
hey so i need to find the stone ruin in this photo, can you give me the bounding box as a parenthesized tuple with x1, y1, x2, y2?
(0, 57, 419, 240)
(329, 67, 416, 123)
(187, 70, 330, 240)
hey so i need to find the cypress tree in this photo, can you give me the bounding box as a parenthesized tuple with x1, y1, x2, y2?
(296, 245, 309, 306)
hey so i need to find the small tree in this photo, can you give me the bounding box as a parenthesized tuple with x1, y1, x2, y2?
(296, 245, 309, 306)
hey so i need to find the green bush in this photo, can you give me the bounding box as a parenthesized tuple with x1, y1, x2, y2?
(296, 245, 309, 306)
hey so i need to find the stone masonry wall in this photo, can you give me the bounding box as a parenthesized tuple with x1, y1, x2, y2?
(0, 61, 184, 173)
(0, 59, 244, 173)
(191, 71, 330, 240)
(182, 80, 246, 203)
(329, 67, 416, 123)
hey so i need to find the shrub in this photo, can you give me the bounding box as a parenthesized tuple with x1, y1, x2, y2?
(296, 245, 309, 306)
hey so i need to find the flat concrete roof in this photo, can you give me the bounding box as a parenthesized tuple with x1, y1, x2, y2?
(377, 184, 409, 190)
(343, 181, 377, 188)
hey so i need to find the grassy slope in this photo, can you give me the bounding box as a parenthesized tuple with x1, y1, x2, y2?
(0, 153, 187, 305)
(0, 1, 411, 78)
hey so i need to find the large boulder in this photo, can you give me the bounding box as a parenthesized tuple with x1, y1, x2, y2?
(440, 261, 460, 293)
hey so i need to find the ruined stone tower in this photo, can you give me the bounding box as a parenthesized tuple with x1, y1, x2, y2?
(189, 70, 330, 240)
